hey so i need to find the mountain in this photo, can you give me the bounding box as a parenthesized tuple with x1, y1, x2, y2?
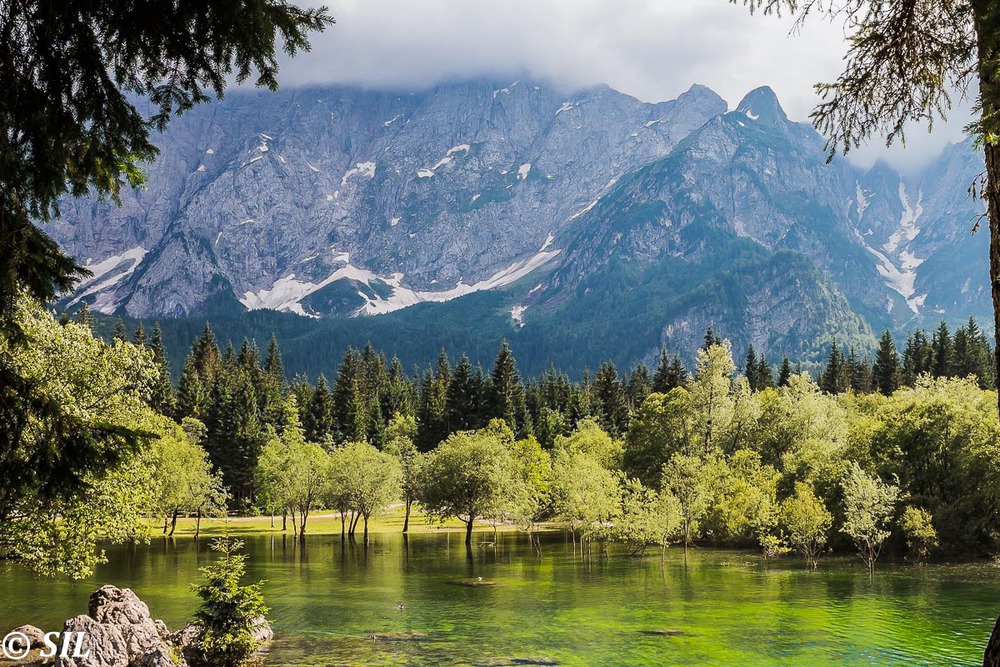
(48, 78, 990, 372)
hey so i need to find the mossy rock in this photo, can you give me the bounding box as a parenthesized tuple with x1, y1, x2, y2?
(637, 629, 687, 637)
(452, 578, 497, 587)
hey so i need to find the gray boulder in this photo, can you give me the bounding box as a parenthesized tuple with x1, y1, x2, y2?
(58, 615, 128, 667)
(55, 586, 186, 667)
(10, 624, 45, 649)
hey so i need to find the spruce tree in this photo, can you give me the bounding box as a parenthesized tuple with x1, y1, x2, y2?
(592, 361, 628, 436)
(489, 340, 525, 433)
(744, 344, 760, 391)
(149, 323, 175, 417)
(332, 349, 365, 443)
(819, 341, 847, 394)
(931, 321, 953, 379)
(652, 348, 672, 393)
(777, 356, 792, 387)
(303, 375, 333, 443)
(872, 330, 900, 396)
(756, 355, 773, 390)
(112, 318, 127, 342)
(76, 302, 92, 331)
(626, 364, 652, 409)
(666, 354, 689, 390)
(132, 322, 147, 347)
(446, 355, 479, 434)
(176, 352, 207, 420)
(264, 335, 284, 381)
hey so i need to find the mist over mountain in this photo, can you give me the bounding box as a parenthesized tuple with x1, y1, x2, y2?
(51, 78, 989, 372)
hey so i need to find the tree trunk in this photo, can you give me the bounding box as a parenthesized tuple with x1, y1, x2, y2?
(350, 511, 361, 536)
(987, 138, 1000, 417)
(300, 508, 308, 537)
(465, 518, 474, 546)
(985, 615, 1000, 667)
(363, 515, 369, 543)
(973, 0, 1000, 410)
(195, 509, 201, 540)
(341, 510, 346, 538)
(168, 509, 178, 537)
(282, 509, 287, 532)
(270, 513, 274, 528)
(162, 515, 168, 534)
(403, 499, 412, 533)
(291, 509, 298, 537)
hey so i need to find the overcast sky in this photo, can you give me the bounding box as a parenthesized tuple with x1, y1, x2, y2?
(279, 0, 973, 172)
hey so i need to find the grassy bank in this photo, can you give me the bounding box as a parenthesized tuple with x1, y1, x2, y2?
(151, 504, 561, 539)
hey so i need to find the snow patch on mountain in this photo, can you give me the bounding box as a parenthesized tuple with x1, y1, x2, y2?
(884, 183, 923, 253)
(511, 304, 527, 327)
(240, 244, 561, 318)
(71, 246, 147, 312)
(341, 161, 376, 186)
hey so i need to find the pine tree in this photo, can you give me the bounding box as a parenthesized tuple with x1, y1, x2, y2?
(112, 318, 127, 342)
(931, 321, 953, 378)
(819, 341, 847, 394)
(76, 302, 92, 331)
(176, 352, 206, 420)
(149, 323, 175, 416)
(332, 348, 366, 443)
(626, 364, 652, 410)
(592, 361, 628, 436)
(667, 354, 688, 390)
(756, 355, 773, 390)
(193, 323, 222, 384)
(303, 375, 333, 443)
(416, 368, 448, 451)
(703, 326, 722, 351)
(132, 322, 147, 347)
(872, 330, 900, 396)
(489, 340, 525, 433)
(652, 348, 672, 393)
(264, 334, 284, 381)
(777, 356, 792, 387)
(446, 355, 480, 433)
(744, 344, 760, 391)
(902, 330, 933, 385)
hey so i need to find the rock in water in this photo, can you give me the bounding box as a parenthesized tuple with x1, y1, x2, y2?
(56, 586, 184, 667)
(86, 586, 163, 660)
(59, 615, 128, 667)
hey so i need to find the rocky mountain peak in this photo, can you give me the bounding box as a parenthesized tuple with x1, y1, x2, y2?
(735, 85, 788, 125)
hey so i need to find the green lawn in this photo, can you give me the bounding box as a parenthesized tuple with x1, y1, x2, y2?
(152, 505, 560, 538)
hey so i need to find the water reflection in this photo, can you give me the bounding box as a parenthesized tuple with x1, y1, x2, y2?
(0, 532, 996, 666)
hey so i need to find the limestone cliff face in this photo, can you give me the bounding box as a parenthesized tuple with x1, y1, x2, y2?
(48, 78, 989, 361)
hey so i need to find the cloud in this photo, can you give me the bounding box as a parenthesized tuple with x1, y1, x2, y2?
(276, 0, 971, 171)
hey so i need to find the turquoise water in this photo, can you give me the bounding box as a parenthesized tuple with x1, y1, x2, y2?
(1, 532, 997, 665)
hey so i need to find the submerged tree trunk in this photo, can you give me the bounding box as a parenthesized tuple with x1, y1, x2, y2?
(363, 514, 369, 543)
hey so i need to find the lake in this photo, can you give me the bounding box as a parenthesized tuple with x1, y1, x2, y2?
(1, 531, 997, 666)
